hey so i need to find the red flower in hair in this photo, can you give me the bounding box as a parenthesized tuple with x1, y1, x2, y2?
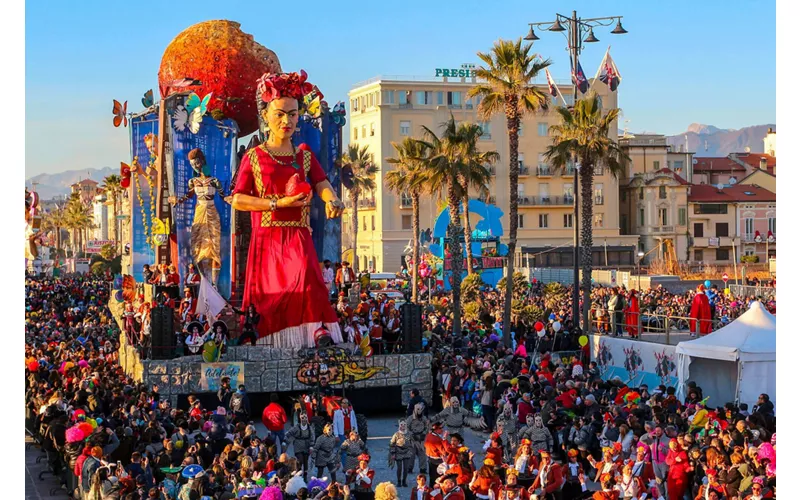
(258, 70, 315, 103)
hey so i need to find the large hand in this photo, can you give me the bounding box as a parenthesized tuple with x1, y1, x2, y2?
(326, 199, 345, 219)
(277, 193, 311, 209)
(168, 196, 178, 205)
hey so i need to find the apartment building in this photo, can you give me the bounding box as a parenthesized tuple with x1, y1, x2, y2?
(346, 72, 638, 272)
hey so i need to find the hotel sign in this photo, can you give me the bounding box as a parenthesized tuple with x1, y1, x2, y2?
(435, 64, 476, 78)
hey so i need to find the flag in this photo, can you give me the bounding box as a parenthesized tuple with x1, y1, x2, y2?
(545, 68, 568, 106)
(595, 47, 622, 92)
(570, 57, 589, 94)
(196, 275, 228, 322)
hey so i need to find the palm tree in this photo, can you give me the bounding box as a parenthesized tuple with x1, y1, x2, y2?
(468, 38, 551, 346)
(544, 93, 627, 331)
(65, 198, 94, 256)
(41, 206, 68, 258)
(419, 115, 491, 335)
(385, 137, 430, 303)
(455, 123, 499, 274)
(102, 174, 122, 248)
(341, 144, 378, 273)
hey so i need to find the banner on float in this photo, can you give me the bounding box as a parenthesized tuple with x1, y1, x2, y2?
(589, 335, 678, 388)
(130, 113, 160, 283)
(171, 114, 237, 298)
(86, 240, 115, 253)
(200, 362, 243, 391)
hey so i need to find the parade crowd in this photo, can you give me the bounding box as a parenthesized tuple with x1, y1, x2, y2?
(26, 272, 778, 499)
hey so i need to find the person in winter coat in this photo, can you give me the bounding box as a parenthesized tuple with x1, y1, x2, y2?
(689, 286, 712, 336)
(526, 414, 553, 455)
(286, 412, 316, 480)
(81, 446, 104, 498)
(313, 423, 341, 482)
(341, 430, 368, 473)
(406, 402, 431, 474)
(664, 439, 692, 500)
(390, 419, 415, 487)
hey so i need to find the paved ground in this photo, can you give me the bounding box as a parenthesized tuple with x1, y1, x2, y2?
(25, 435, 67, 499)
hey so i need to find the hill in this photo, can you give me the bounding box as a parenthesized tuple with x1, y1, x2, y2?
(26, 167, 116, 200)
(666, 123, 775, 157)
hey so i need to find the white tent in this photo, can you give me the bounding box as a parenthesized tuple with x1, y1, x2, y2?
(676, 301, 776, 407)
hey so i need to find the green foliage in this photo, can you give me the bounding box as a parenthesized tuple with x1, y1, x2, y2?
(100, 244, 116, 261)
(463, 302, 483, 322)
(461, 273, 485, 303)
(542, 282, 568, 311)
(520, 305, 545, 326)
(497, 272, 529, 298)
(741, 255, 760, 264)
(91, 261, 109, 275)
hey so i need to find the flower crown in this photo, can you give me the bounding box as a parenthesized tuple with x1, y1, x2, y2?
(257, 70, 315, 103)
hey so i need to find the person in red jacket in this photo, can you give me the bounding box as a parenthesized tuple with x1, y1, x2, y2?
(261, 393, 288, 455)
(424, 422, 448, 483)
(469, 458, 501, 500)
(410, 474, 432, 500)
(689, 285, 712, 337)
(348, 453, 375, 500)
(665, 439, 692, 500)
(625, 290, 641, 338)
(528, 450, 563, 500)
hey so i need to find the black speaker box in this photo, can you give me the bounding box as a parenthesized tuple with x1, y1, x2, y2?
(401, 303, 423, 353)
(150, 306, 175, 359)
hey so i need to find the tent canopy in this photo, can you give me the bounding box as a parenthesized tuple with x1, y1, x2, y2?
(675, 301, 776, 362)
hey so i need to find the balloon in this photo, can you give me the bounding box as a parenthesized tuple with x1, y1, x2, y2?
(552, 321, 561, 332)
(537, 329, 546, 338)
(534, 321, 544, 332)
(578, 335, 588, 347)
(704, 280, 712, 288)
(549, 313, 556, 321)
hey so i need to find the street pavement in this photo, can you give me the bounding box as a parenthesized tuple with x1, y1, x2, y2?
(25, 435, 66, 499)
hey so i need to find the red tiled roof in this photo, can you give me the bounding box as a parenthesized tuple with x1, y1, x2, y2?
(688, 184, 776, 203)
(654, 167, 688, 185)
(732, 153, 776, 172)
(692, 157, 746, 172)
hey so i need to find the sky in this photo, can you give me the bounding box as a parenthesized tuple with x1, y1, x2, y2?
(25, 0, 776, 177)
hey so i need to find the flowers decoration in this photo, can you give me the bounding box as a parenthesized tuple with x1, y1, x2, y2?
(257, 70, 314, 103)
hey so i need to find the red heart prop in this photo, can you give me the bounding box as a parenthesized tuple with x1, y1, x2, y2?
(286, 172, 312, 197)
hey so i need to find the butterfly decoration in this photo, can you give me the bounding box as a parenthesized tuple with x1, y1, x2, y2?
(120, 162, 132, 189)
(112, 100, 128, 127)
(173, 92, 212, 134)
(142, 89, 154, 108)
(332, 101, 347, 127)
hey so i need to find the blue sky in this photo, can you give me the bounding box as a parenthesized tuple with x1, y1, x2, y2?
(25, 0, 775, 177)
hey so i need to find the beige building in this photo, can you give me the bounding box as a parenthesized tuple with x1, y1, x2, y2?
(619, 134, 693, 263)
(764, 127, 776, 157)
(345, 73, 638, 272)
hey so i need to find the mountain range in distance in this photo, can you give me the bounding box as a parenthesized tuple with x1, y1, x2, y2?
(26, 123, 776, 199)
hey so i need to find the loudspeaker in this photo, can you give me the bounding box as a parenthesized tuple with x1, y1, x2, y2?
(150, 306, 175, 359)
(401, 303, 423, 353)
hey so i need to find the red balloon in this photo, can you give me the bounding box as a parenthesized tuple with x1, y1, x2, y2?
(285, 173, 312, 197)
(27, 360, 39, 372)
(534, 321, 544, 331)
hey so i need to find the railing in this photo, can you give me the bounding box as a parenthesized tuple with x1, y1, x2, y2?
(519, 166, 530, 175)
(563, 166, 576, 176)
(400, 197, 412, 208)
(399, 103, 413, 109)
(345, 199, 376, 209)
(728, 284, 777, 298)
(594, 195, 605, 205)
(536, 165, 552, 176)
(518, 195, 574, 206)
(651, 226, 674, 233)
(588, 309, 727, 344)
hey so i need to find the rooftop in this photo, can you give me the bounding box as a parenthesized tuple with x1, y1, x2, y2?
(351, 74, 573, 90)
(70, 179, 99, 186)
(732, 152, 776, 174)
(688, 184, 776, 203)
(692, 157, 746, 172)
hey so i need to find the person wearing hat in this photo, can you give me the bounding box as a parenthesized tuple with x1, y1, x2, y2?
(347, 453, 376, 500)
(528, 449, 562, 500)
(313, 422, 341, 483)
(695, 468, 726, 499)
(336, 261, 356, 296)
(424, 422, 448, 483)
(369, 311, 384, 355)
(689, 284, 712, 337)
(744, 476, 767, 500)
(498, 469, 529, 500)
(630, 444, 655, 495)
(469, 458, 501, 500)
(430, 473, 465, 500)
(561, 449, 585, 500)
(589, 473, 617, 500)
(217, 376, 233, 409)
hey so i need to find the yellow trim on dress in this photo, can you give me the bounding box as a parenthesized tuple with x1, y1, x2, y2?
(247, 146, 312, 229)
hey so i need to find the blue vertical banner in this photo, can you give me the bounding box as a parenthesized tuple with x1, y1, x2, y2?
(293, 115, 342, 263)
(130, 113, 159, 283)
(171, 114, 237, 298)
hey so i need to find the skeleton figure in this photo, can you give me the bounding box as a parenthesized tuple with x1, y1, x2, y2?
(432, 397, 486, 435)
(495, 402, 519, 451)
(406, 402, 430, 473)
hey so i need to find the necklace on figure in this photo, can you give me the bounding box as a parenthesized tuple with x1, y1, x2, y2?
(264, 144, 300, 170)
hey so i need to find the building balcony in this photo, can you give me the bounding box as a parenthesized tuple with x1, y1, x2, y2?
(518, 195, 574, 207)
(536, 165, 553, 177)
(562, 165, 576, 177)
(594, 195, 605, 205)
(400, 196, 412, 208)
(518, 166, 530, 176)
(399, 103, 413, 109)
(650, 225, 676, 234)
(693, 236, 734, 247)
(345, 198, 376, 209)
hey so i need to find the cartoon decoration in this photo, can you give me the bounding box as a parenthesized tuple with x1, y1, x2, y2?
(112, 99, 128, 127)
(303, 85, 325, 119)
(151, 218, 170, 246)
(331, 101, 347, 127)
(120, 162, 132, 189)
(623, 346, 643, 379)
(172, 92, 212, 134)
(654, 349, 677, 385)
(158, 20, 282, 136)
(142, 89, 154, 108)
(143, 133, 159, 174)
(295, 347, 387, 387)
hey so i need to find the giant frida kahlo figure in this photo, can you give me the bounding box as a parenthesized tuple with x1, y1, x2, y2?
(231, 70, 345, 347)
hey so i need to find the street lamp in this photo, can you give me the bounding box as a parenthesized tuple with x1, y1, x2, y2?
(524, 10, 627, 333)
(637, 251, 645, 290)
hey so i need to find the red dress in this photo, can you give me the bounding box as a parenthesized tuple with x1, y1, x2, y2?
(233, 145, 342, 347)
(625, 293, 641, 337)
(689, 293, 712, 335)
(664, 449, 691, 500)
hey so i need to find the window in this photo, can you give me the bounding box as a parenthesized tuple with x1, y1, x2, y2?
(362, 216, 366, 231)
(352, 98, 359, 112)
(673, 160, 684, 171)
(594, 164, 604, 176)
(353, 127, 358, 140)
(593, 213, 604, 227)
(518, 214, 524, 228)
(659, 185, 667, 199)
(370, 123, 375, 136)
(639, 187, 644, 200)
(518, 123, 524, 136)
(653, 160, 660, 171)
(639, 208, 645, 227)
(594, 184, 604, 205)
(678, 208, 687, 226)
(694, 249, 704, 262)
(415, 91, 433, 105)
(768, 217, 776, 234)
(401, 215, 412, 230)
(694, 204, 728, 215)
(436, 91, 444, 105)
(538, 183, 549, 199)
(563, 94, 575, 106)
(745, 248, 755, 256)
(399, 91, 408, 105)
(539, 214, 549, 228)
(715, 223, 729, 237)
(479, 121, 491, 138)
(563, 183, 573, 201)
(400, 120, 411, 136)
(745, 218, 754, 238)
(693, 223, 704, 237)
(621, 190, 627, 202)
(519, 153, 526, 169)
(620, 214, 628, 233)
(371, 215, 375, 231)
(465, 97, 474, 109)
(447, 91, 462, 106)
(563, 213, 573, 228)
(537, 122, 548, 136)
(383, 90, 395, 104)
(361, 125, 366, 139)
(659, 208, 668, 226)
(368, 93, 373, 107)
(517, 183, 525, 197)
(716, 249, 730, 261)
